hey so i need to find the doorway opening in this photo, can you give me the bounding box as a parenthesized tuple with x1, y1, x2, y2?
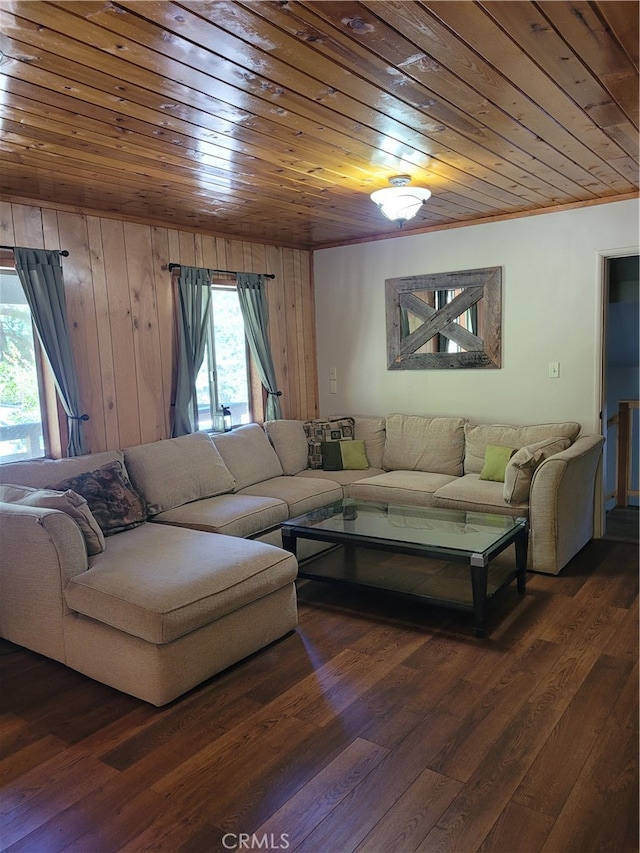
(602, 254, 639, 543)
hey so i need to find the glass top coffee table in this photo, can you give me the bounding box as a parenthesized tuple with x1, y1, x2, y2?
(281, 499, 528, 637)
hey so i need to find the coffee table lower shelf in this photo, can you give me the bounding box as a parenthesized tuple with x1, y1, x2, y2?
(282, 500, 528, 638)
(295, 544, 524, 637)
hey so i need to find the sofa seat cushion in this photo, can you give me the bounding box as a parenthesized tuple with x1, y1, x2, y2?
(239, 476, 342, 518)
(123, 432, 235, 515)
(151, 494, 288, 538)
(347, 470, 457, 506)
(65, 523, 297, 644)
(432, 474, 528, 517)
(383, 414, 467, 476)
(295, 467, 385, 488)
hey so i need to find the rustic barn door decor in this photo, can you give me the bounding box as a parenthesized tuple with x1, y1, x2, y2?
(385, 266, 502, 370)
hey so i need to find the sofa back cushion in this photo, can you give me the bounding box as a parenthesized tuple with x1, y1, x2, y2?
(264, 420, 309, 475)
(355, 416, 386, 470)
(124, 432, 236, 515)
(213, 424, 284, 490)
(464, 422, 581, 474)
(383, 414, 467, 476)
(0, 449, 125, 490)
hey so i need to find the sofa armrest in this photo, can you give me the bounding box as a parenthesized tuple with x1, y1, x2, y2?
(528, 435, 605, 574)
(0, 502, 88, 662)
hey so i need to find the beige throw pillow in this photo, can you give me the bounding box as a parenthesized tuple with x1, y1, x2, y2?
(503, 437, 571, 504)
(0, 483, 105, 555)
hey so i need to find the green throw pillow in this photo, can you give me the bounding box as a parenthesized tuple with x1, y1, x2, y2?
(340, 439, 369, 470)
(479, 444, 515, 483)
(321, 439, 369, 471)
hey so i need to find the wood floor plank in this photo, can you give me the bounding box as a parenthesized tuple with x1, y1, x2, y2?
(0, 734, 67, 788)
(427, 638, 562, 783)
(332, 663, 426, 750)
(233, 724, 387, 835)
(292, 707, 465, 852)
(189, 719, 335, 832)
(0, 751, 118, 849)
(539, 661, 639, 852)
(478, 801, 555, 853)
(513, 653, 635, 818)
(251, 737, 389, 850)
(573, 542, 639, 610)
(417, 661, 584, 851)
(602, 595, 639, 661)
(0, 716, 29, 763)
(101, 686, 263, 772)
(55, 788, 165, 853)
(117, 798, 226, 853)
(4, 771, 166, 853)
(354, 767, 462, 852)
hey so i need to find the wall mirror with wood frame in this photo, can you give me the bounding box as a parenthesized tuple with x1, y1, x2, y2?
(385, 266, 502, 370)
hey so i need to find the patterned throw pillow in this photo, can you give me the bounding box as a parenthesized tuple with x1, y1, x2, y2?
(50, 460, 148, 536)
(302, 417, 355, 469)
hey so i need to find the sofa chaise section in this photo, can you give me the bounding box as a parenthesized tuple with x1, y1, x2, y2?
(64, 523, 297, 706)
(0, 440, 299, 705)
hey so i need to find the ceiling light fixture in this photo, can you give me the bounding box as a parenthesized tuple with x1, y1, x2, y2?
(370, 175, 431, 225)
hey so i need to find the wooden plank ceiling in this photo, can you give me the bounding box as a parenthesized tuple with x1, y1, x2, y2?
(1, 1, 638, 250)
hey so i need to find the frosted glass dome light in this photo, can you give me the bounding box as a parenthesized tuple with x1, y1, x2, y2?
(370, 175, 431, 224)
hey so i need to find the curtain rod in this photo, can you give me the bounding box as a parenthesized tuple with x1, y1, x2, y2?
(0, 245, 69, 256)
(168, 263, 274, 279)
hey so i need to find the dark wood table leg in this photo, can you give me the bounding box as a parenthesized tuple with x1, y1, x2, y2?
(515, 525, 529, 594)
(281, 528, 297, 557)
(470, 559, 488, 638)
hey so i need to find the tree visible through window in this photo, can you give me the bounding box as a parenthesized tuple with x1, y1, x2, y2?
(196, 284, 251, 430)
(0, 268, 46, 461)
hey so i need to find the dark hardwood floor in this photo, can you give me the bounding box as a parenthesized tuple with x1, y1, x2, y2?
(1, 537, 638, 853)
(605, 505, 639, 544)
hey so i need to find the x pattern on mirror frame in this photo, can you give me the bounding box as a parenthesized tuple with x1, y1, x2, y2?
(385, 267, 502, 370)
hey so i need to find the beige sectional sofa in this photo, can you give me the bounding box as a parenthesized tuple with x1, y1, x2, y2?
(0, 414, 603, 705)
(266, 413, 604, 577)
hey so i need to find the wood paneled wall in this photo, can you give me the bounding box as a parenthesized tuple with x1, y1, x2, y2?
(0, 201, 318, 454)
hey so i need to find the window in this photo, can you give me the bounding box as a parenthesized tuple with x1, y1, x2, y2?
(0, 268, 46, 461)
(195, 283, 251, 430)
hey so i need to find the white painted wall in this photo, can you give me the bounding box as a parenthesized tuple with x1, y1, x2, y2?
(313, 200, 639, 435)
